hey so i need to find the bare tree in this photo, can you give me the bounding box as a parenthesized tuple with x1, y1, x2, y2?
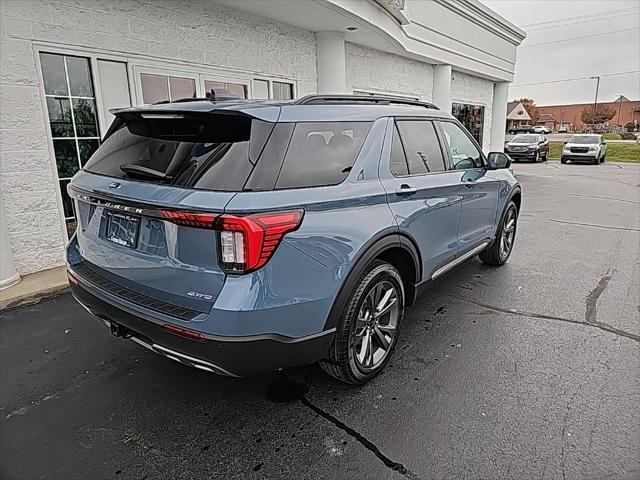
(580, 105, 616, 125)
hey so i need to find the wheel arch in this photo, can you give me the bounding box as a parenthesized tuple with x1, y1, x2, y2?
(509, 186, 522, 213)
(323, 233, 421, 331)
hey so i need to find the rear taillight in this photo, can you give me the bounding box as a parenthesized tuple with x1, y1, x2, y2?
(218, 210, 304, 273)
(160, 208, 303, 274)
(161, 210, 218, 228)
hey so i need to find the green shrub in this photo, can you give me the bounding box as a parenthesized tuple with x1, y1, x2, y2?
(602, 133, 622, 140)
(624, 122, 636, 132)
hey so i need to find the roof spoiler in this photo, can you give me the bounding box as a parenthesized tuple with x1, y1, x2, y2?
(109, 108, 256, 143)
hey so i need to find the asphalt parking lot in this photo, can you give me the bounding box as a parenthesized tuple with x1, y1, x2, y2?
(1, 162, 639, 480)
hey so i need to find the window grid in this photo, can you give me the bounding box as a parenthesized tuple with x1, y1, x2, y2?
(41, 53, 100, 226)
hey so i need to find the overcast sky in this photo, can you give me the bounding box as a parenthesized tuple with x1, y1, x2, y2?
(481, 0, 640, 106)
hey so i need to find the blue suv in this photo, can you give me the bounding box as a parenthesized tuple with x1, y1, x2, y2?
(67, 95, 521, 384)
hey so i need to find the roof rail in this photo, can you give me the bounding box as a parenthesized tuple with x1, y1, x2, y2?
(294, 94, 439, 110)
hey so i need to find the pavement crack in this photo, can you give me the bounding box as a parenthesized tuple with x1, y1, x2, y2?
(585, 269, 614, 324)
(446, 293, 640, 343)
(568, 193, 639, 205)
(300, 396, 421, 479)
(272, 372, 420, 479)
(546, 218, 640, 232)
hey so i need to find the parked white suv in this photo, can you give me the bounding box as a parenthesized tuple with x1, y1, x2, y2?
(561, 134, 607, 165)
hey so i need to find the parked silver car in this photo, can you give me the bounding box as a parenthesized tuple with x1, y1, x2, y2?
(561, 134, 607, 165)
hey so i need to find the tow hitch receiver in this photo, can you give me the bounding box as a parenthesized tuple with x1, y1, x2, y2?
(110, 322, 132, 339)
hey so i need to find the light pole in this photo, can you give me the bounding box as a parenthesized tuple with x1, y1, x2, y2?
(590, 76, 600, 132)
(616, 94, 623, 127)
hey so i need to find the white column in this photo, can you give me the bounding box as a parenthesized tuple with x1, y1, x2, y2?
(490, 81, 510, 152)
(0, 194, 20, 289)
(316, 32, 346, 94)
(432, 65, 452, 113)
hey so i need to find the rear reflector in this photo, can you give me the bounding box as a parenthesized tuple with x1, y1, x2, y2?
(67, 270, 79, 285)
(161, 324, 207, 343)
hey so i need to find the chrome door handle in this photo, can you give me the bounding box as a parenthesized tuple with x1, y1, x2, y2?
(395, 184, 417, 196)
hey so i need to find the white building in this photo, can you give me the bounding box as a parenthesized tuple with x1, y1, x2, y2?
(0, 0, 525, 282)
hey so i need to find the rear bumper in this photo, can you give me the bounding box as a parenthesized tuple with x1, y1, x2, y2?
(69, 274, 335, 377)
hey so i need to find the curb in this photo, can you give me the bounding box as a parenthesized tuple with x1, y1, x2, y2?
(0, 282, 69, 312)
(0, 284, 70, 311)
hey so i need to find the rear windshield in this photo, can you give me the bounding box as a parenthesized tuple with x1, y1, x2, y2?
(83, 117, 370, 191)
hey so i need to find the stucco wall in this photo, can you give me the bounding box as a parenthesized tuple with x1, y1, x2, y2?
(451, 70, 494, 151)
(346, 42, 434, 101)
(0, 0, 317, 274)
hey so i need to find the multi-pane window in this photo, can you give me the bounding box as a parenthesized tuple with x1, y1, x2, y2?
(140, 74, 196, 104)
(272, 81, 293, 100)
(452, 102, 485, 146)
(252, 79, 294, 100)
(204, 80, 247, 100)
(40, 53, 101, 235)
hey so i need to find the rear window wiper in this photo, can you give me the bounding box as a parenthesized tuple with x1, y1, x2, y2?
(120, 164, 172, 181)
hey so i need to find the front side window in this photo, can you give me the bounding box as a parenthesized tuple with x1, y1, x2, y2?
(440, 121, 483, 170)
(275, 122, 371, 189)
(395, 120, 445, 175)
(40, 52, 101, 235)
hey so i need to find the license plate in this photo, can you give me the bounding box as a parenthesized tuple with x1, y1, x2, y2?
(105, 211, 140, 249)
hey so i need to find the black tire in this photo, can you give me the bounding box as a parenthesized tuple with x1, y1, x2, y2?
(479, 201, 518, 266)
(319, 260, 404, 385)
(533, 151, 540, 162)
(601, 155, 606, 163)
(561, 157, 567, 164)
(592, 156, 599, 165)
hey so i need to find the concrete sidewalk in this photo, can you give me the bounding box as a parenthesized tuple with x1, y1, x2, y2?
(0, 266, 68, 311)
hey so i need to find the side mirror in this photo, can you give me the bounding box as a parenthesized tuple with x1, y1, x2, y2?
(487, 152, 511, 169)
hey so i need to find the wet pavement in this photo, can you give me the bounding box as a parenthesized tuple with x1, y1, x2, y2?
(1, 162, 639, 480)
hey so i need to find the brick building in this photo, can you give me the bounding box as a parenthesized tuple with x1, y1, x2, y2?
(537, 96, 640, 132)
(0, 0, 526, 282)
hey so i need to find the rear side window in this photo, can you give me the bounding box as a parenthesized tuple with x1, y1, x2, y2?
(275, 122, 371, 189)
(390, 125, 409, 176)
(395, 120, 445, 175)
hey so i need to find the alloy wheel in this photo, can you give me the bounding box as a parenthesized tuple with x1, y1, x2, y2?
(499, 207, 517, 261)
(352, 280, 399, 371)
